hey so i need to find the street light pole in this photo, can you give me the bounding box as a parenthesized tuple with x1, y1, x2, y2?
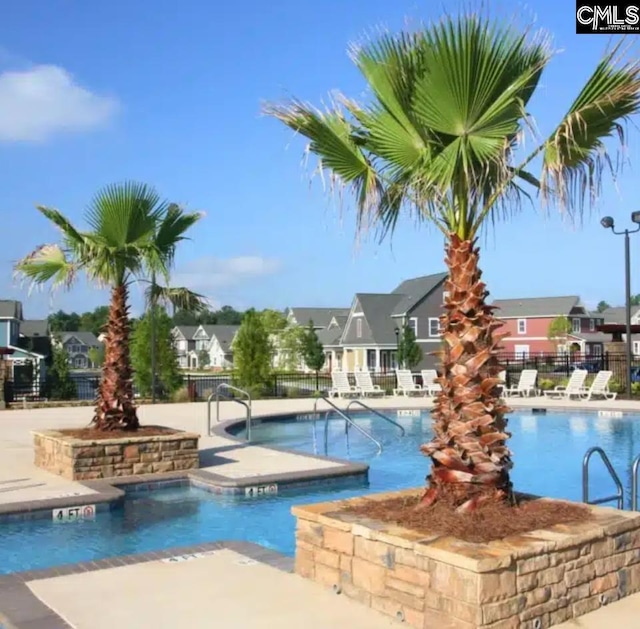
(601, 213, 640, 398)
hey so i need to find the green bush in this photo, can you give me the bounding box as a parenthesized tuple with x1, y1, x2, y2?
(538, 378, 555, 391)
(172, 386, 191, 403)
(631, 382, 640, 396)
(609, 378, 624, 394)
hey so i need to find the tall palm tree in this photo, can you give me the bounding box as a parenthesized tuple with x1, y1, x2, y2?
(15, 182, 206, 431)
(266, 14, 640, 512)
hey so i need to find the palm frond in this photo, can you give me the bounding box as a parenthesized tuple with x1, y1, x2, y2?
(541, 43, 640, 215)
(13, 244, 79, 293)
(146, 284, 208, 313)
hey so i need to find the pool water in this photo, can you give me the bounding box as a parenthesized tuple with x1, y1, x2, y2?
(2, 410, 639, 574)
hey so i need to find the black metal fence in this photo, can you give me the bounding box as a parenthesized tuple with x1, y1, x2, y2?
(4, 352, 637, 403)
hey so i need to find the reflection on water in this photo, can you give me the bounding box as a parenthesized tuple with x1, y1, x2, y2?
(520, 415, 538, 434)
(569, 416, 588, 434)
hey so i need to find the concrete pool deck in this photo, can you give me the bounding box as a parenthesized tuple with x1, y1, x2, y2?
(2, 395, 640, 627)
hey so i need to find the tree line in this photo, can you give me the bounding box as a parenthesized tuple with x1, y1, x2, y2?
(47, 304, 245, 336)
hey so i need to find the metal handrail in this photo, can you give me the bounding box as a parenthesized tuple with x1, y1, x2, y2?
(582, 447, 624, 509)
(631, 454, 640, 511)
(313, 396, 382, 455)
(207, 383, 252, 440)
(345, 400, 405, 436)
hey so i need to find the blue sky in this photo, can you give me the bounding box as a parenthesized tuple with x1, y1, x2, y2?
(0, 0, 638, 318)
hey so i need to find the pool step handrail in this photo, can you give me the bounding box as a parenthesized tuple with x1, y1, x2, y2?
(631, 454, 640, 511)
(345, 400, 406, 436)
(313, 396, 382, 455)
(582, 446, 624, 509)
(208, 384, 252, 440)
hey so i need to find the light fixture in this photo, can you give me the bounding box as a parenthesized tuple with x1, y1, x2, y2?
(600, 216, 614, 229)
(631, 211, 640, 225)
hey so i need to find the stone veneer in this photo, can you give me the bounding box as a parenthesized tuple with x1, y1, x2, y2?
(293, 488, 640, 629)
(33, 429, 200, 480)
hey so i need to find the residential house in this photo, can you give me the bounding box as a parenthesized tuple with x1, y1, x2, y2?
(58, 332, 102, 368)
(601, 306, 640, 354)
(191, 324, 240, 370)
(339, 272, 448, 371)
(275, 308, 350, 371)
(172, 325, 198, 369)
(492, 296, 607, 358)
(0, 300, 49, 394)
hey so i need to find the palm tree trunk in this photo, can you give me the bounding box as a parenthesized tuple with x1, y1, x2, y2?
(92, 284, 139, 431)
(420, 234, 512, 512)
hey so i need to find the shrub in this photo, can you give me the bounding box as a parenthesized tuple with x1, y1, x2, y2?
(631, 382, 640, 396)
(172, 386, 191, 403)
(609, 378, 624, 394)
(538, 378, 555, 391)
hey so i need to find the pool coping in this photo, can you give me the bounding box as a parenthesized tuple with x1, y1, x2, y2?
(0, 540, 294, 629)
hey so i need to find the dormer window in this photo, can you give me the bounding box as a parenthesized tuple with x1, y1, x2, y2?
(589, 318, 595, 332)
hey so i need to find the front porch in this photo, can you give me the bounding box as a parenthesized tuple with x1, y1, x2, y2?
(335, 346, 399, 372)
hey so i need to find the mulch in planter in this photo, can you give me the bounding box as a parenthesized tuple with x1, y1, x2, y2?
(342, 494, 591, 543)
(59, 426, 180, 440)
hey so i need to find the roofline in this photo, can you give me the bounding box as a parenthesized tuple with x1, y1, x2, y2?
(6, 345, 45, 358)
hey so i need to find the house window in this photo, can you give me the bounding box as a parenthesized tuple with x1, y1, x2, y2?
(69, 344, 81, 354)
(195, 340, 208, 351)
(428, 318, 441, 337)
(514, 344, 530, 358)
(634, 342, 640, 356)
(572, 318, 581, 334)
(356, 319, 362, 338)
(591, 344, 602, 356)
(517, 319, 526, 334)
(408, 317, 418, 337)
(589, 319, 595, 332)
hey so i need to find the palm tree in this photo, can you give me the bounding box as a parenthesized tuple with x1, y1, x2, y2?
(15, 182, 206, 431)
(266, 14, 640, 512)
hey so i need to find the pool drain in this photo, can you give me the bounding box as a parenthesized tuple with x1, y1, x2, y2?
(332, 584, 342, 595)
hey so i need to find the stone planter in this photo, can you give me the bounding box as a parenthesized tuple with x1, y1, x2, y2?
(293, 488, 640, 629)
(33, 429, 200, 480)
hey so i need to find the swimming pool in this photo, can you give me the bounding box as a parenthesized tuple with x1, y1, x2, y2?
(1, 409, 638, 574)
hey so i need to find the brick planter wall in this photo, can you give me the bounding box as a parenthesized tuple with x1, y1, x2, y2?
(33, 429, 200, 480)
(293, 489, 640, 629)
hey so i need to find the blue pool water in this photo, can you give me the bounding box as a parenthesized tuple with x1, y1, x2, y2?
(1, 409, 639, 574)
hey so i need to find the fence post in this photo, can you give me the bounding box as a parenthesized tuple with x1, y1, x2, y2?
(505, 359, 510, 388)
(315, 371, 319, 392)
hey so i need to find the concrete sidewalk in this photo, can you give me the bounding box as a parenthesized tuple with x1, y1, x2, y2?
(27, 549, 400, 629)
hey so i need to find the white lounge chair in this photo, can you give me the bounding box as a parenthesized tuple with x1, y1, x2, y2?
(503, 369, 538, 397)
(328, 372, 361, 399)
(420, 369, 441, 396)
(393, 369, 424, 396)
(543, 369, 588, 400)
(353, 371, 385, 397)
(583, 371, 617, 401)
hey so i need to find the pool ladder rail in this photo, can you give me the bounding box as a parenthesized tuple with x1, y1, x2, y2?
(207, 383, 252, 440)
(312, 396, 405, 455)
(582, 447, 624, 510)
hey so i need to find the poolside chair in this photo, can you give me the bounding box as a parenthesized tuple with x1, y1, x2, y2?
(393, 369, 424, 397)
(503, 369, 538, 397)
(354, 370, 385, 397)
(328, 372, 361, 399)
(543, 369, 588, 400)
(420, 369, 441, 396)
(583, 371, 617, 401)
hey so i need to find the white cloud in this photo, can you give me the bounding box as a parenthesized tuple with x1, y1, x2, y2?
(0, 64, 119, 142)
(173, 256, 282, 294)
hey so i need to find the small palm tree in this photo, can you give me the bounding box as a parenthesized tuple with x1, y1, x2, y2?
(15, 182, 206, 431)
(266, 13, 640, 511)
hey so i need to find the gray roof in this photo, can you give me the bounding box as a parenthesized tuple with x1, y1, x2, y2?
(317, 327, 343, 346)
(20, 320, 49, 337)
(289, 307, 350, 328)
(173, 325, 199, 340)
(200, 325, 239, 349)
(0, 300, 23, 319)
(491, 296, 581, 318)
(391, 272, 447, 316)
(60, 331, 100, 347)
(572, 331, 610, 343)
(331, 315, 348, 329)
(601, 306, 640, 324)
(353, 293, 405, 344)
